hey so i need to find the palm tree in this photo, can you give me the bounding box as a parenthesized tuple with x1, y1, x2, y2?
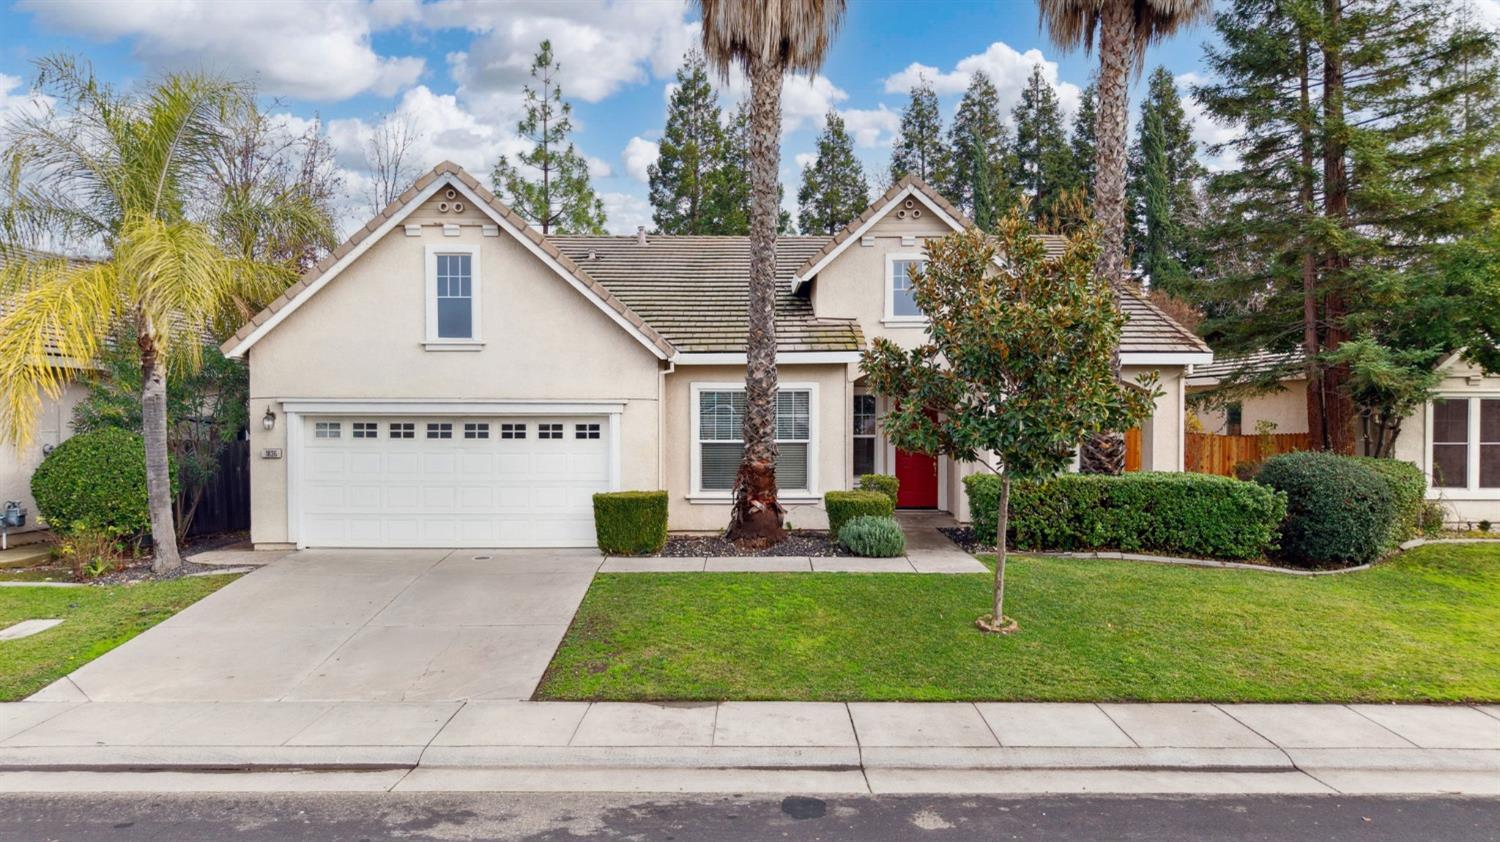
(0, 57, 299, 572)
(1039, 0, 1209, 474)
(696, 0, 846, 545)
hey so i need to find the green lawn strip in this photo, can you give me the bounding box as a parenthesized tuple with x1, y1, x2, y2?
(0, 576, 235, 701)
(536, 543, 1500, 703)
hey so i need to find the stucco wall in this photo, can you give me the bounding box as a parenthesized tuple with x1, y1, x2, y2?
(1391, 359, 1500, 525)
(1190, 380, 1309, 435)
(0, 379, 89, 533)
(244, 196, 664, 546)
(662, 363, 849, 532)
(1124, 364, 1187, 472)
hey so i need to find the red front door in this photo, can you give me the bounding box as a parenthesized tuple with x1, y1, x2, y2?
(895, 448, 939, 508)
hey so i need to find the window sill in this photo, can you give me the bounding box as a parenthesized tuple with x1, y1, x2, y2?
(881, 318, 929, 328)
(686, 493, 821, 505)
(423, 340, 485, 352)
(1427, 488, 1500, 500)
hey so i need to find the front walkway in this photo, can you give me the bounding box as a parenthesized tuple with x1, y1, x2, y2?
(27, 548, 600, 703)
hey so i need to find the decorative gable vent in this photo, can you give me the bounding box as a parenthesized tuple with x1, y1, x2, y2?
(894, 198, 922, 220)
(435, 188, 465, 214)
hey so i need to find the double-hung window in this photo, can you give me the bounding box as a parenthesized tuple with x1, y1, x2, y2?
(853, 393, 877, 477)
(426, 246, 480, 346)
(1431, 397, 1500, 491)
(696, 386, 814, 494)
(886, 255, 927, 321)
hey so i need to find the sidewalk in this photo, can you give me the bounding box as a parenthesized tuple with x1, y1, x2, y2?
(2, 699, 1496, 795)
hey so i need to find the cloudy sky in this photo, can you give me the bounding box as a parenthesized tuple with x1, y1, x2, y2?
(5, 0, 1473, 237)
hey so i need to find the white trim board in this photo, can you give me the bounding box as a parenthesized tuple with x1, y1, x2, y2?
(223, 173, 670, 361)
(1121, 352, 1214, 366)
(674, 351, 861, 366)
(277, 398, 629, 416)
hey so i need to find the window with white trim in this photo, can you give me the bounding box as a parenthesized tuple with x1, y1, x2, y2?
(426, 422, 453, 439)
(853, 393, 877, 477)
(697, 389, 811, 492)
(352, 422, 378, 439)
(1431, 397, 1500, 490)
(314, 422, 341, 439)
(575, 423, 601, 439)
(464, 422, 489, 439)
(538, 423, 564, 440)
(501, 423, 526, 439)
(887, 256, 927, 320)
(389, 422, 414, 439)
(426, 246, 480, 344)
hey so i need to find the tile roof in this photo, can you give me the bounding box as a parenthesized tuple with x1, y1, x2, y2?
(1186, 350, 1304, 386)
(221, 161, 677, 359)
(548, 234, 864, 354)
(1115, 285, 1213, 356)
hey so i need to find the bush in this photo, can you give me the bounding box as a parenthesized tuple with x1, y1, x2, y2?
(963, 471, 1286, 561)
(592, 490, 668, 555)
(30, 428, 169, 539)
(838, 515, 906, 557)
(857, 474, 900, 506)
(1350, 457, 1425, 547)
(1255, 451, 1396, 567)
(825, 490, 893, 537)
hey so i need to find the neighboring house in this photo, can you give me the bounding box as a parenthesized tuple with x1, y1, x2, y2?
(1187, 350, 1500, 525)
(221, 161, 1211, 549)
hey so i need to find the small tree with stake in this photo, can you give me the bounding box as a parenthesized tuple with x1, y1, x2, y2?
(860, 210, 1158, 632)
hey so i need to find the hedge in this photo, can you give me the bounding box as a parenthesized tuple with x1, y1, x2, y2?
(592, 490, 669, 555)
(825, 490, 893, 536)
(1255, 452, 1396, 567)
(30, 428, 171, 539)
(964, 472, 1286, 561)
(838, 515, 906, 557)
(857, 474, 900, 507)
(1350, 456, 1426, 547)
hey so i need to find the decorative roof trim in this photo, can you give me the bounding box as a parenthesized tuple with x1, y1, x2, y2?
(1122, 352, 1215, 367)
(673, 351, 863, 366)
(221, 162, 675, 361)
(790, 177, 970, 294)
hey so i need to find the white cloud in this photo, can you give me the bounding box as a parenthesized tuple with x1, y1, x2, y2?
(839, 104, 901, 148)
(600, 191, 652, 235)
(436, 0, 697, 104)
(794, 152, 817, 171)
(0, 73, 55, 125)
(882, 41, 1084, 124)
(585, 155, 612, 179)
(17, 0, 425, 101)
(1176, 72, 1243, 172)
(1478, 0, 1500, 27)
(621, 136, 659, 183)
(713, 68, 846, 134)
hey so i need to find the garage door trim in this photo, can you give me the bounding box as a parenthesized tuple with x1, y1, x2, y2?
(280, 399, 624, 548)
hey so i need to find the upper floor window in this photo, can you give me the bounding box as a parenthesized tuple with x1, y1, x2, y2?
(887, 255, 927, 321)
(426, 246, 481, 345)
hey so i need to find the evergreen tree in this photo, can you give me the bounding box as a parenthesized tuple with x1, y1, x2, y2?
(888, 79, 952, 187)
(705, 103, 791, 234)
(1009, 64, 1076, 226)
(1195, 0, 1500, 454)
(1126, 67, 1204, 292)
(649, 50, 729, 234)
(945, 70, 1012, 229)
(1069, 82, 1098, 203)
(797, 111, 869, 235)
(490, 40, 606, 235)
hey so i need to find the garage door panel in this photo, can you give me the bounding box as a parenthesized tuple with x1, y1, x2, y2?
(299, 415, 609, 548)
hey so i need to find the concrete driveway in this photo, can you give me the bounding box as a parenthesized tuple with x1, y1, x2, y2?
(49, 549, 600, 703)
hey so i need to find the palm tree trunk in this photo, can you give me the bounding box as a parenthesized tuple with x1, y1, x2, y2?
(1079, 0, 1132, 476)
(725, 52, 786, 546)
(140, 323, 182, 573)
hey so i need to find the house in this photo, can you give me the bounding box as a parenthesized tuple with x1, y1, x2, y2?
(1187, 350, 1500, 525)
(221, 161, 1211, 549)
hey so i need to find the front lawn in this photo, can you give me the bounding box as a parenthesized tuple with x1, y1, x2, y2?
(536, 543, 1500, 703)
(0, 576, 235, 701)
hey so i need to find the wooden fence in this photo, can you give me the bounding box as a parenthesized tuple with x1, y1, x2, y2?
(182, 438, 251, 536)
(1185, 432, 1312, 477)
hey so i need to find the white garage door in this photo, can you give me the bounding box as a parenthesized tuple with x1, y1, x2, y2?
(297, 416, 609, 547)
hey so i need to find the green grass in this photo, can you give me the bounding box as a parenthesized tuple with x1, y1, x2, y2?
(0, 576, 235, 701)
(536, 543, 1500, 703)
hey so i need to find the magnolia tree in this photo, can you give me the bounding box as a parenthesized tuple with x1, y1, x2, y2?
(861, 212, 1158, 632)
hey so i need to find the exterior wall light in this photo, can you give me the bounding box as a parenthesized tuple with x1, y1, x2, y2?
(262, 405, 276, 432)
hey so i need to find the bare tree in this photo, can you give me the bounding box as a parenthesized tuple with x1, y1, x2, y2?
(363, 114, 423, 217)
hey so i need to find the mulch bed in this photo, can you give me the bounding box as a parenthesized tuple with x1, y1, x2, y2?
(660, 530, 852, 557)
(939, 526, 993, 555)
(15, 530, 253, 585)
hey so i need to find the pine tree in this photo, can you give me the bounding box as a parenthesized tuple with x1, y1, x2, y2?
(1195, 0, 1500, 454)
(945, 70, 1011, 229)
(649, 50, 729, 234)
(490, 40, 606, 235)
(797, 111, 869, 235)
(888, 79, 951, 187)
(1009, 64, 1076, 226)
(1069, 82, 1098, 203)
(704, 103, 792, 235)
(1126, 67, 1204, 292)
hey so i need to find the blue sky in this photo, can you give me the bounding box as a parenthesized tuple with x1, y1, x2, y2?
(0, 0, 1235, 235)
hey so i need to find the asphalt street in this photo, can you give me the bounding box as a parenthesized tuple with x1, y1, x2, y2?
(0, 793, 1497, 841)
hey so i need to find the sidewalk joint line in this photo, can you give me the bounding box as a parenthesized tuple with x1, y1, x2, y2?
(1344, 705, 1422, 749)
(1093, 703, 1140, 748)
(973, 702, 1004, 748)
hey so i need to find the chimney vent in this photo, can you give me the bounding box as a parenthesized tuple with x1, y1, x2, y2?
(636, 226, 647, 246)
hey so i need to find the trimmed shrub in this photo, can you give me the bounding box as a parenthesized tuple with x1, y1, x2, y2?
(1351, 457, 1425, 547)
(592, 490, 669, 555)
(31, 428, 169, 538)
(825, 490, 893, 537)
(963, 471, 1286, 561)
(1255, 451, 1396, 567)
(838, 515, 906, 557)
(858, 473, 900, 507)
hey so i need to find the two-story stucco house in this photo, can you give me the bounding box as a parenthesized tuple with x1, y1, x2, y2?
(222, 161, 1211, 549)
